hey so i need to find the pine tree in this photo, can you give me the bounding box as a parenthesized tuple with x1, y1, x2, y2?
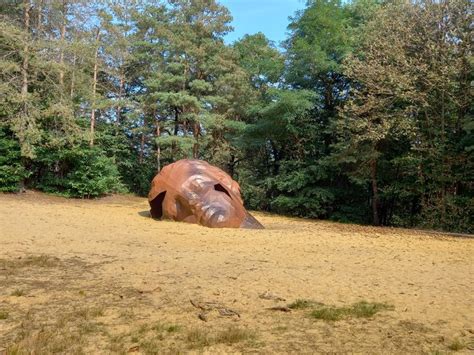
(132, 0, 251, 170)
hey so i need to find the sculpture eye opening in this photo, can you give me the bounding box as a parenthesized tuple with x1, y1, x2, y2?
(150, 191, 166, 219)
(214, 183, 232, 199)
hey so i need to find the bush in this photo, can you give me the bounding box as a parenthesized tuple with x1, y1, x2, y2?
(35, 145, 125, 198)
(65, 151, 125, 198)
(266, 162, 335, 218)
(0, 128, 29, 192)
(420, 195, 473, 234)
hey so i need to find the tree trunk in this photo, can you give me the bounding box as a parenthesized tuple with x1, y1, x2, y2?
(156, 120, 161, 172)
(59, 0, 67, 90)
(19, 0, 31, 189)
(116, 72, 124, 125)
(193, 121, 200, 159)
(139, 132, 144, 164)
(370, 159, 380, 226)
(21, 0, 30, 114)
(90, 28, 100, 146)
(227, 154, 236, 178)
(269, 140, 281, 175)
(171, 108, 179, 160)
(174, 108, 179, 135)
(36, 0, 42, 37)
(70, 54, 76, 99)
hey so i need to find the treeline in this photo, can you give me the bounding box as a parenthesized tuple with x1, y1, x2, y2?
(1, 0, 472, 232)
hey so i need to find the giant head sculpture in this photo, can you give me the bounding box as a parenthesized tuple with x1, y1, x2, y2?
(148, 159, 264, 229)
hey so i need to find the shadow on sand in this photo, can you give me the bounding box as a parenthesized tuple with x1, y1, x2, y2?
(138, 210, 151, 218)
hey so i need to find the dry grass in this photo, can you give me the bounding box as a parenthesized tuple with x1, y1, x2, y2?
(447, 338, 466, 351)
(214, 326, 256, 345)
(5, 306, 107, 355)
(106, 323, 256, 353)
(0, 255, 61, 270)
(186, 326, 256, 349)
(185, 328, 212, 348)
(10, 289, 26, 297)
(106, 321, 183, 353)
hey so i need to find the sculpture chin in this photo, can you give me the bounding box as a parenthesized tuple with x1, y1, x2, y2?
(240, 213, 264, 229)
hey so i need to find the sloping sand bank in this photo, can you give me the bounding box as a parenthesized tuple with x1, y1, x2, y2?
(1, 191, 473, 353)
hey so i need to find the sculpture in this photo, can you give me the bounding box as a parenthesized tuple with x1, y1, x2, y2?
(148, 159, 264, 229)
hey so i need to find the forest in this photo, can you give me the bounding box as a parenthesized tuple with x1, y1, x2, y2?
(1, 0, 472, 233)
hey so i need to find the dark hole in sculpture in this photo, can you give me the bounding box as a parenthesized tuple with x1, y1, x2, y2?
(214, 183, 232, 199)
(150, 191, 166, 219)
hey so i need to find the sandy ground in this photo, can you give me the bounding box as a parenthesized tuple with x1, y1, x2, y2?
(0, 191, 473, 354)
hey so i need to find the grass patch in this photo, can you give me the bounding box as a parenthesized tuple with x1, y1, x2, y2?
(8, 327, 86, 354)
(351, 301, 393, 317)
(186, 326, 256, 349)
(139, 338, 166, 354)
(448, 339, 465, 351)
(215, 327, 255, 345)
(150, 322, 181, 333)
(310, 301, 393, 321)
(107, 321, 182, 353)
(119, 308, 135, 319)
(398, 320, 432, 333)
(107, 334, 128, 353)
(11, 289, 26, 297)
(1, 255, 60, 270)
(186, 329, 213, 348)
(165, 324, 180, 333)
(0, 310, 8, 319)
(78, 320, 105, 335)
(70, 306, 105, 320)
(287, 299, 393, 322)
(6, 305, 109, 354)
(288, 299, 323, 309)
(311, 306, 347, 321)
(8, 321, 88, 354)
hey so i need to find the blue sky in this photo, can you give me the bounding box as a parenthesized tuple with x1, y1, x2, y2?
(219, 0, 306, 46)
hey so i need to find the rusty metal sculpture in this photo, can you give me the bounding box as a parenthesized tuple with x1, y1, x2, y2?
(148, 159, 264, 229)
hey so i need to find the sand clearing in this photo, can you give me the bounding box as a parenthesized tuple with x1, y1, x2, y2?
(0, 191, 473, 353)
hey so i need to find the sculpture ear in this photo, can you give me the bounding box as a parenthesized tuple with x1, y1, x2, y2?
(214, 183, 232, 199)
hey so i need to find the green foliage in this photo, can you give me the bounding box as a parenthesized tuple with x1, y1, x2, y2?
(233, 33, 284, 87)
(285, 0, 353, 85)
(267, 162, 335, 218)
(337, 0, 473, 231)
(65, 153, 124, 198)
(288, 299, 323, 310)
(35, 144, 125, 198)
(0, 128, 29, 192)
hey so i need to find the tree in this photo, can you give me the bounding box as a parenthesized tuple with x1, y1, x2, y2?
(339, 1, 473, 231)
(131, 0, 252, 171)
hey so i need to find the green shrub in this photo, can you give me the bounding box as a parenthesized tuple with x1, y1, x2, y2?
(310, 301, 393, 321)
(35, 145, 125, 198)
(65, 152, 125, 198)
(0, 128, 29, 192)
